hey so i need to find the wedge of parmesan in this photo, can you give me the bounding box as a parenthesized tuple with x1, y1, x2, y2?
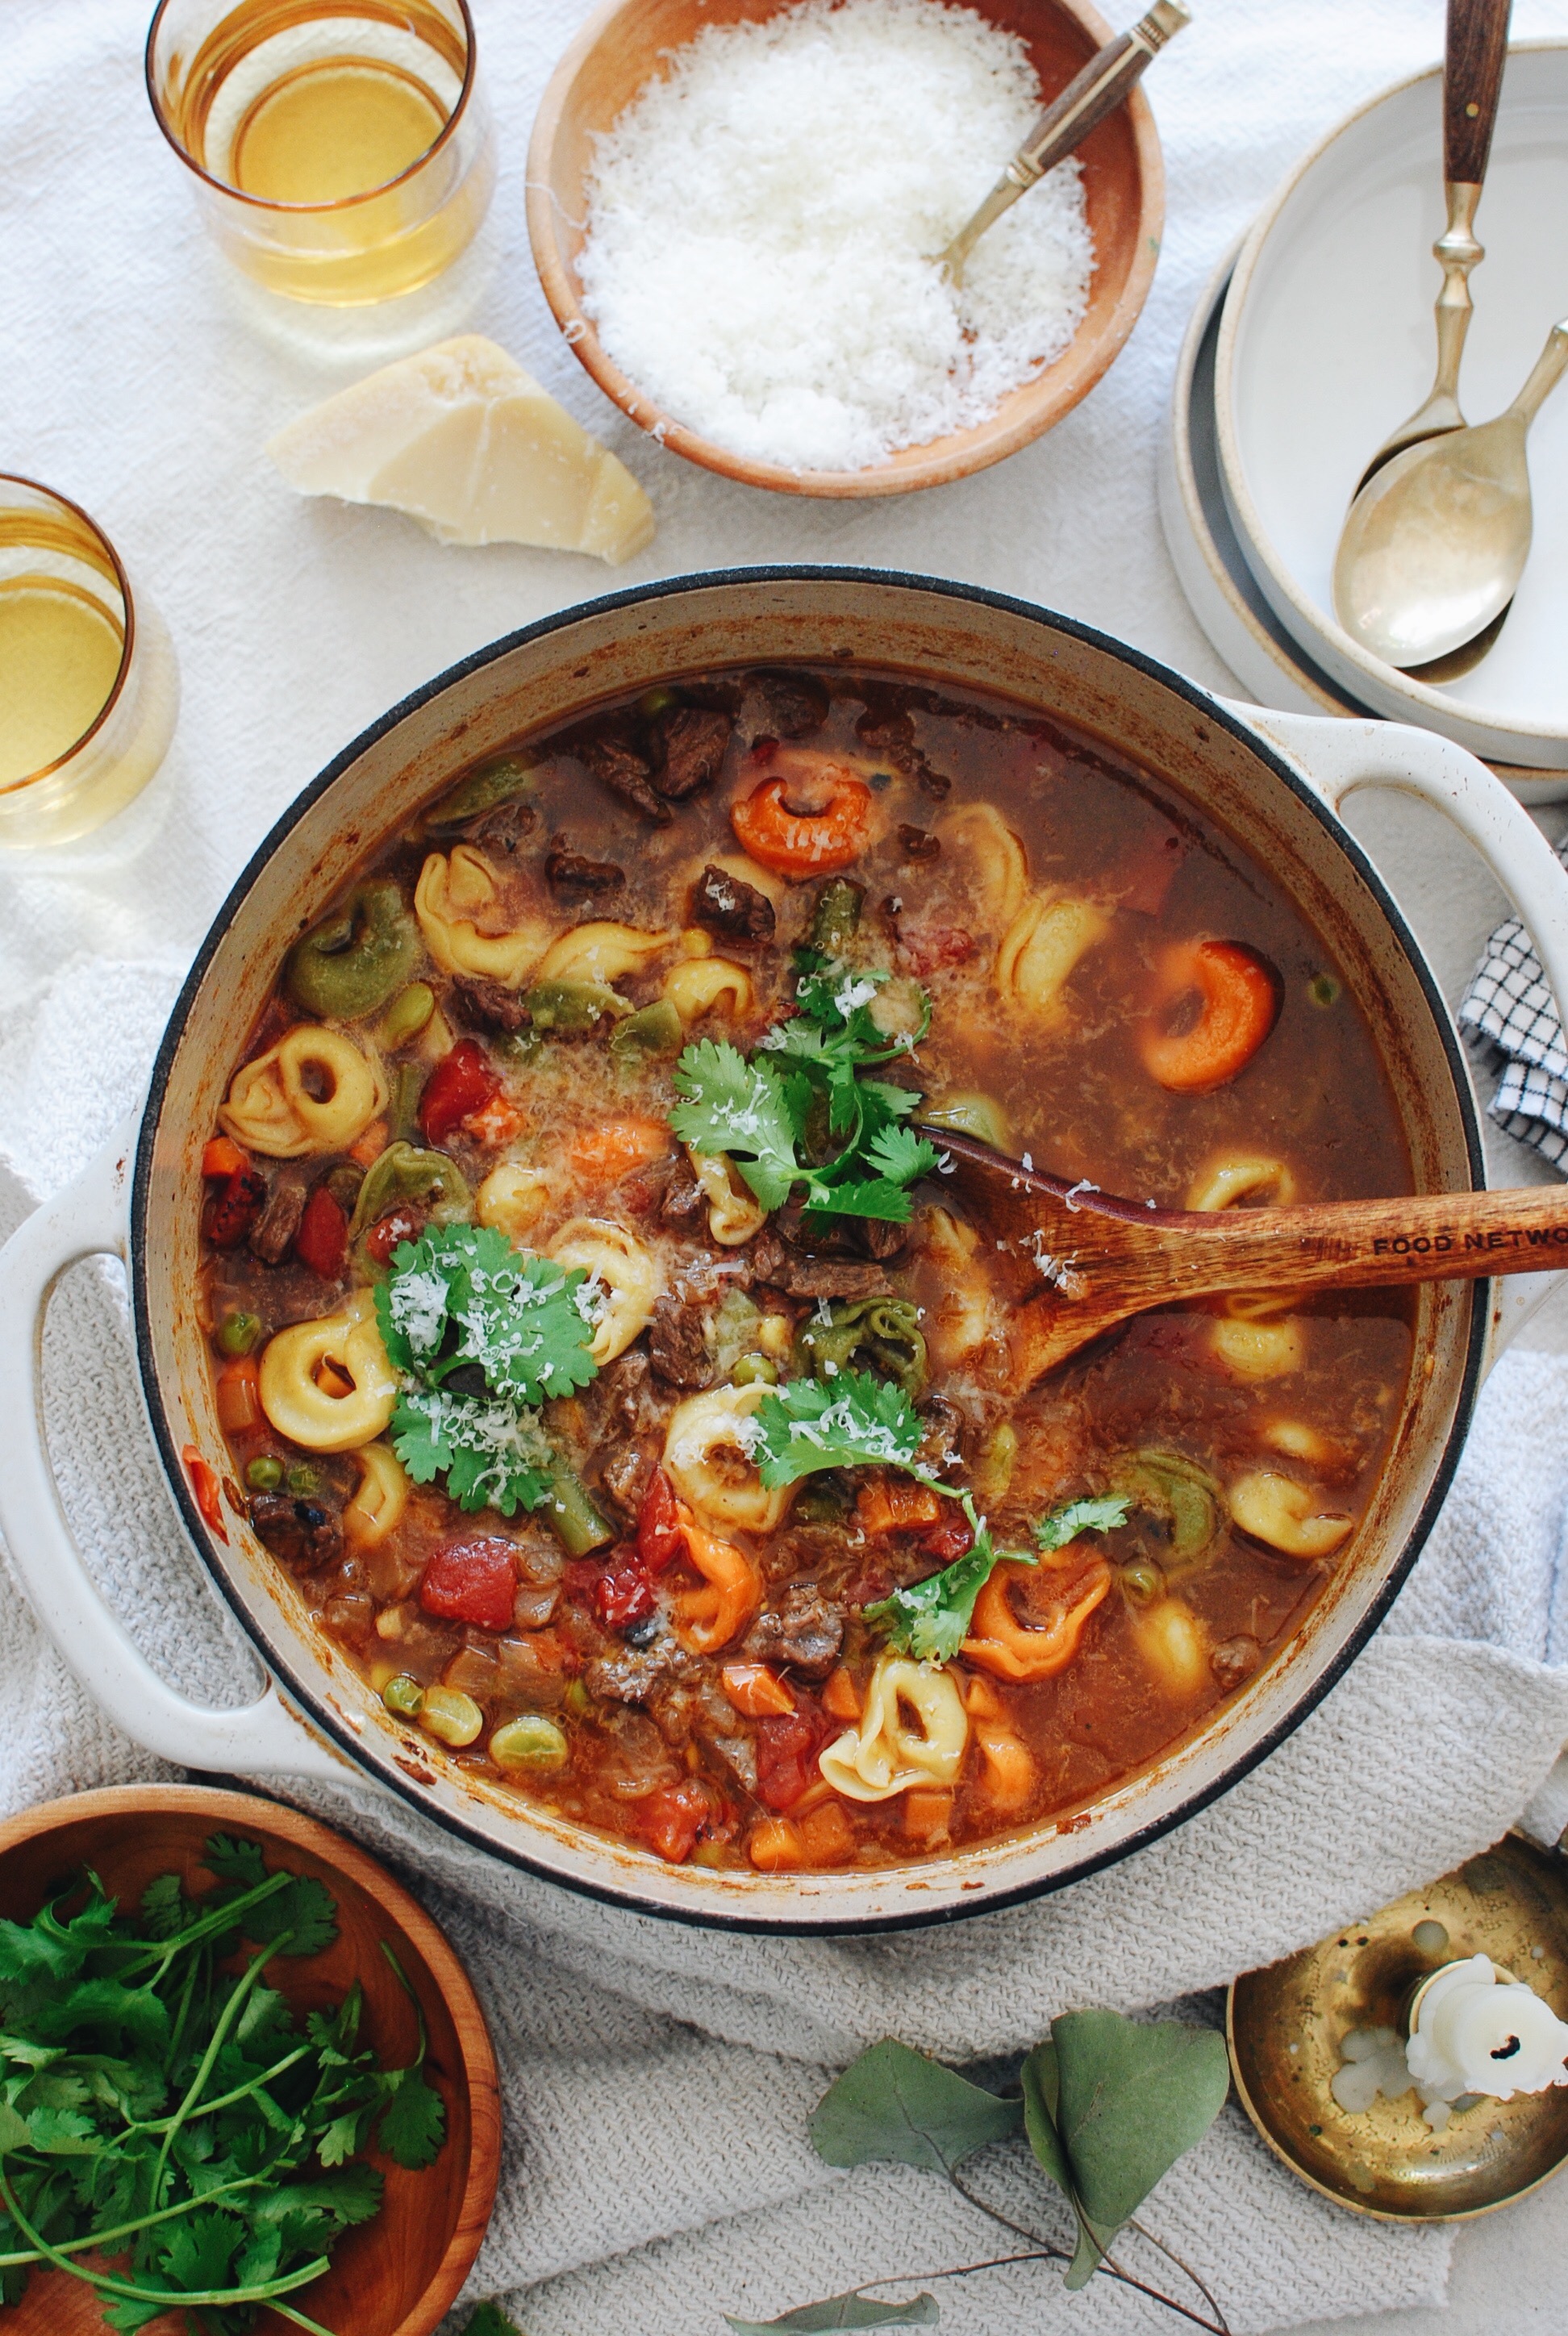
(266, 335, 655, 565)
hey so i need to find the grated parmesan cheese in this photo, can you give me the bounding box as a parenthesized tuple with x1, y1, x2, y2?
(578, 0, 1095, 474)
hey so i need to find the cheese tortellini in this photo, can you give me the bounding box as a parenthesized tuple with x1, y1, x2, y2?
(1186, 1153, 1297, 1214)
(344, 1441, 410, 1549)
(1228, 1470, 1353, 1559)
(477, 1160, 553, 1241)
(940, 803, 1028, 929)
(536, 921, 674, 987)
(548, 1217, 661, 1363)
(257, 1291, 398, 1453)
(995, 893, 1108, 1021)
(415, 846, 551, 987)
(819, 1655, 970, 1803)
(1130, 1596, 1209, 1697)
(219, 1025, 388, 1158)
(688, 1148, 768, 1246)
(663, 955, 754, 1023)
(1187, 1150, 1304, 1374)
(662, 1383, 790, 1535)
(671, 1517, 761, 1654)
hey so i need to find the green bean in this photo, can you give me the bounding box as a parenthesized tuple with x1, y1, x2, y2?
(285, 881, 419, 1020)
(245, 1457, 283, 1491)
(543, 1466, 614, 1556)
(525, 979, 630, 1033)
(490, 1715, 569, 1773)
(608, 999, 683, 1060)
(809, 877, 865, 956)
(423, 754, 534, 833)
(918, 1092, 1010, 1151)
(793, 1295, 926, 1401)
(348, 1140, 470, 1240)
(732, 1354, 779, 1387)
(379, 981, 435, 1049)
(382, 1675, 424, 1718)
(217, 1310, 261, 1358)
(390, 1062, 426, 1142)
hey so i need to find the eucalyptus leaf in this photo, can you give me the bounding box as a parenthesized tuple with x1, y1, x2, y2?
(809, 2041, 1021, 2175)
(724, 2288, 939, 2331)
(1020, 2042, 1118, 2292)
(1053, 2011, 1231, 2240)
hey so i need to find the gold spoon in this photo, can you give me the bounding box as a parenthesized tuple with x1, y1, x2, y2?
(1331, 317, 1568, 671)
(938, 0, 1189, 288)
(930, 1129, 1568, 1391)
(1351, 0, 1513, 494)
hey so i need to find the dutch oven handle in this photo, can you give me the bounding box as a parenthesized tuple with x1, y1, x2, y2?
(0, 1127, 349, 1784)
(1233, 705, 1568, 1369)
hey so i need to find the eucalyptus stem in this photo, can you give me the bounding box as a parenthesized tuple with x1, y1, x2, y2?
(1128, 2215, 1232, 2335)
(945, 2171, 1229, 2336)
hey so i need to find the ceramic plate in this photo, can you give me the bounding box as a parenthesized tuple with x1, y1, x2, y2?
(1214, 42, 1568, 774)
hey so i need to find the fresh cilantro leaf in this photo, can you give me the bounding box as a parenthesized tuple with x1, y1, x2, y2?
(391, 1387, 555, 1516)
(801, 1177, 913, 1224)
(104, 2296, 172, 2334)
(865, 1526, 1002, 1663)
(136, 1875, 187, 1941)
(1034, 1494, 1130, 1551)
(247, 1877, 337, 1960)
(669, 1040, 800, 1210)
(262, 2163, 384, 2227)
(202, 1836, 268, 1892)
(315, 2109, 368, 2168)
(750, 1370, 924, 1488)
(160, 2207, 244, 2292)
(464, 2307, 527, 2336)
(0, 1885, 117, 1986)
(865, 1124, 940, 1187)
(377, 1224, 597, 1406)
(30, 1979, 169, 2054)
(377, 2067, 446, 2170)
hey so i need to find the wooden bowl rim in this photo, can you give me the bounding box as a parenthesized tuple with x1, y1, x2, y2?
(0, 1784, 501, 2336)
(524, 0, 1166, 498)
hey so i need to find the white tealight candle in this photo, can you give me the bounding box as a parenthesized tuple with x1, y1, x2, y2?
(1406, 1954, 1568, 2103)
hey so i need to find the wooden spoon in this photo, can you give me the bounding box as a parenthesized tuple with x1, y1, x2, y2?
(932, 1128, 1568, 1389)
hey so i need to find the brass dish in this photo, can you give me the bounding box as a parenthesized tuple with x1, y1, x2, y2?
(1228, 1830, 1568, 2220)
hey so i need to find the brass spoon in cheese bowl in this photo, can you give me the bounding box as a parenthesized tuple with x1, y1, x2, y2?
(930, 1128, 1568, 1390)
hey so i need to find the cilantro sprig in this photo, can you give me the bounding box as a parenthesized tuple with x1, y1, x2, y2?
(0, 1835, 444, 2335)
(748, 1374, 1130, 1662)
(374, 1223, 598, 1517)
(669, 949, 939, 1224)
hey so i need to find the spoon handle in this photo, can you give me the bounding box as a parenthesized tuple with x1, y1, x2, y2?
(1444, 0, 1512, 188)
(1161, 1184, 1568, 1301)
(1508, 319, 1568, 427)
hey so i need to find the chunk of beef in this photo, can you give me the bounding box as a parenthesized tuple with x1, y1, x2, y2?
(648, 1671, 739, 1746)
(689, 861, 775, 944)
(451, 974, 530, 1034)
(856, 1216, 909, 1264)
(249, 1492, 342, 1570)
(545, 841, 626, 897)
(248, 1171, 307, 1266)
(647, 1294, 713, 1391)
(598, 1437, 656, 1529)
(855, 709, 919, 773)
(742, 1582, 845, 1679)
(749, 1233, 890, 1304)
(467, 799, 537, 857)
(652, 707, 732, 800)
(896, 823, 940, 863)
(745, 670, 829, 740)
(658, 1154, 707, 1228)
(576, 730, 671, 824)
(586, 1629, 694, 1708)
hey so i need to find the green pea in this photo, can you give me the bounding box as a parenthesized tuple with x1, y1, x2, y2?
(637, 686, 680, 722)
(1308, 973, 1341, 1008)
(918, 1092, 1010, 1151)
(246, 1456, 284, 1491)
(217, 1310, 261, 1358)
(809, 877, 865, 956)
(285, 1462, 320, 1497)
(732, 1354, 779, 1387)
(285, 881, 420, 1021)
(348, 1140, 471, 1240)
(380, 981, 435, 1049)
(382, 1674, 425, 1718)
(490, 1715, 569, 1773)
(423, 754, 534, 832)
(525, 979, 630, 1033)
(543, 1466, 614, 1557)
(609, 999, 683, 1061)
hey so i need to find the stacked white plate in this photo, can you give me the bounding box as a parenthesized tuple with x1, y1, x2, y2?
(1160, 40, 1568, 805)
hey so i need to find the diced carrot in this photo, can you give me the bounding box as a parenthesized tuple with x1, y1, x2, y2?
(747, 1817, 806, 1872)
(215, 1356, 262, 1434)
(181, 1445, 229, 1545)
(569, 1116, 671, 1186)
(720, 1662, 796, 1719)
(463, 1095, 528, 1148)
(903, 1787, 953, 1844)
(821, 1666, 862, 1722)
(798, 1801, 857, 1866)
(790, 1776, 837, 1815)
(855, 1479, 942, 1536)
(202, 1136, 248, 1181)
(348, 1119, 389, 1167)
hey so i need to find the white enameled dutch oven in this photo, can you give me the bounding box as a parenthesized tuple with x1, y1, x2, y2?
(3, 569, 1567, 1935)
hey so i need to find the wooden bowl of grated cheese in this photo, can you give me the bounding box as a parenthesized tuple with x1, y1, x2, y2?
(526, 0, 1165, 498)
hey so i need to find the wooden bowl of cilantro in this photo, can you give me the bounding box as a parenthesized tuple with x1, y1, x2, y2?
(0, 1784, 499, 2336)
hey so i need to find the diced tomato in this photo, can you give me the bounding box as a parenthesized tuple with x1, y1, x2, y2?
(419, 1537, 518, 1630)
(821, 1666, 861, 1722)
(721, 1662, 796, 1718)
(365, 1206, 424, 1267)
(636, 1780, 711, 1864)
(920, 1512, 975, 1565)
(756, 1702, 828, 1812)
(215, 1356, 262, 1434)
(206, 1168, 266, 1250)
(419, 1039, 499, 1145)
(592, 1560, 657, 1631)
(181, 1445, 229, 1545)
(202, 1136, 248, 1181)
(856, 1479, 942, 1536)
(294, 1185, 348, 1279)
(637, 1468, 687, 1574)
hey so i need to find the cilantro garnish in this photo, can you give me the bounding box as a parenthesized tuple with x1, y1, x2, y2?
(374, 1224, 598, 1517)
(668, 949, 939, 1224)
(0, 1835, 444, 2332)
(1035, 1494, 1130, 1551)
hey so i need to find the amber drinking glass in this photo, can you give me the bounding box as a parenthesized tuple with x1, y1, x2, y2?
(145, 0, 494, 305)
(0, 478, 179, 851)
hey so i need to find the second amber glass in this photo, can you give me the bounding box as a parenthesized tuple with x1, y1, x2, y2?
(146, 0, 494, 305)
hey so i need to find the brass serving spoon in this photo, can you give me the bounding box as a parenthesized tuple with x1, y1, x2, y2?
(932, 1129, 1568, 1391)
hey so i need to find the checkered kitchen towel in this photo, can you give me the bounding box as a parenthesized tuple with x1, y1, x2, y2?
(1459, 834, 1568, 1167)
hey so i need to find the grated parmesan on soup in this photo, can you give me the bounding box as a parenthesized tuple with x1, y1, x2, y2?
(576, 0, 1096, 474)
